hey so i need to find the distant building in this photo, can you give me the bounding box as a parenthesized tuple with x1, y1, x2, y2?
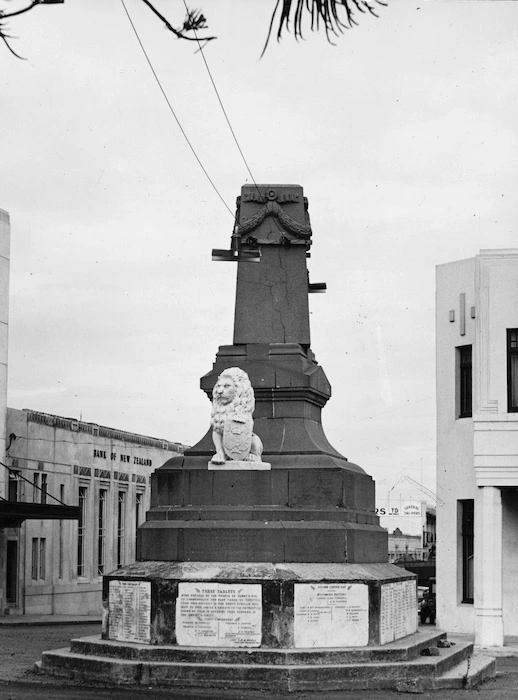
(436, 249, 518, 647)
(3, 409, 185, 616)
(376, 498, 436, 562)
(388, 528, 421, 561)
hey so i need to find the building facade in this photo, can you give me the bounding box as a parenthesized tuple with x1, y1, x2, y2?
(376, 498, 436, 562)
(436, 249, 518, 646)
(0, 210, 10, 614)
(4, 408, 185, 616)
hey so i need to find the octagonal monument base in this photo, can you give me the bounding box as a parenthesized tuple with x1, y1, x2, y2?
(38, 562, 495, 693)
(102, 561, 418, 649)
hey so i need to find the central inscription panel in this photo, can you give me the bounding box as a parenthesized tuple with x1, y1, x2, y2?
(294, 583, 369, 648)
(176, 582, 262, 647)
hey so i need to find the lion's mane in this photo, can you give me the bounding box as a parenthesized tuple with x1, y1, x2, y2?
(210, 367, 255, 434)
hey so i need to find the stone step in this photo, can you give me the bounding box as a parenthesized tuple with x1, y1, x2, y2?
(38, 638, 489, 692)
(69, 629, 446, 665)
(433, 651, 496, 689)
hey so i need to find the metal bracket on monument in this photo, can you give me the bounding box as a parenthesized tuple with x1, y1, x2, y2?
(212, 226, 261, 263)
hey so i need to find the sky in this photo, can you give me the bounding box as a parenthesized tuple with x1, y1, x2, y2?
(2, 0, 518, 503)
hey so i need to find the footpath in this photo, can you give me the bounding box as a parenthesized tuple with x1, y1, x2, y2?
(1, 617, 518, 699)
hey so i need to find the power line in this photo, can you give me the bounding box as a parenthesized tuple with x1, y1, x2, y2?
(355, 396, 433, 422)
(182, 3, 288, 240)
(119, 0, 234, 218)
(182, 0, 258, 190)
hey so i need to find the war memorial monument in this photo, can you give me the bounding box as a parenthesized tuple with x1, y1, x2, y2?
(40, 185, 494, 691)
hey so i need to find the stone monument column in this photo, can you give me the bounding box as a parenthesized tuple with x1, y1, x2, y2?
(139, 183, 387, 564)
(101, 184, 417, 662)
(233, 185, 311, 346)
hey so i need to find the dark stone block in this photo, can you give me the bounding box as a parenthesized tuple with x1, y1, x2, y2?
(344, 525, 389, 564)
(211, 472, 274, 507)
(179, 522, 286, 563)
(137, 522, 178, 561)
(283, 522, 347, 563)
(287, 469, 344, 507)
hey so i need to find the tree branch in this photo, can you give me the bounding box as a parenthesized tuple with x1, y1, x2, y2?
(140, 0, 216, 43)
(261, 0, 388, 56)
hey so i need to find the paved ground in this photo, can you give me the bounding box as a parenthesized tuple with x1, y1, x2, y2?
(1, 620, 518, 699)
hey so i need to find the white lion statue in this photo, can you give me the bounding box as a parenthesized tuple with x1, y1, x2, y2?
(209, 367, 263, 464)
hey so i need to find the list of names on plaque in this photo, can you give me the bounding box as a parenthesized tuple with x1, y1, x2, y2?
(176, 583, 262, 647)
(294, 583, 369, 648)
(108, 580, 151, 644)
(380, 580, 417, 645)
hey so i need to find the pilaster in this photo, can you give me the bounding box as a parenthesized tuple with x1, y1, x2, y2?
(474, 485, 504, 646)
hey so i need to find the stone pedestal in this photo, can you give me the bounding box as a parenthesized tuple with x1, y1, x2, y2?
(39, 185, 430, 691)
(103, 562, 417, 649)
(38, 184, 498, 690)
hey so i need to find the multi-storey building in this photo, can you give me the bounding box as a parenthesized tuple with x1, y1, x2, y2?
(4, 408, 185, 616)
(436, 249, 518, 646)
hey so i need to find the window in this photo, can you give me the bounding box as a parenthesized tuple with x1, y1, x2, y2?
(508, 330, 518, 412)
(460, 499, 474, 604)
(457, 345, 472, 418)
(31, 538, 38, 580)
(97, 489, 107, 576)
(59, 484, 65, 580)
(39, 538, 46, 580)
(135, 492, 143, 535)
(33, 473, 40, 503)
(31, 538, 46, 580)
(8, 470, 20, 502)
(40, 473, 47, 505)
(77, 486, 87, 577)
(117, 491, 126, 569)
(33, 472, 48, 504)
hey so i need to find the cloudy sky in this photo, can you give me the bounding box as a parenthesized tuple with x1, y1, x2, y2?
(3, 0, 517, 501)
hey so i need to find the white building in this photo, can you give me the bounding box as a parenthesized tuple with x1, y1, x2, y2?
(3, 408, 185, 616)
(0, 205, 188, 617)
(436, 249, 518, 647)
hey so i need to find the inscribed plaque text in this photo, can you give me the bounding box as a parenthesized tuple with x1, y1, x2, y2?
(294, 583, 369, 648)
(379, 579, 417, 645)
(176, 583, 262, 647)
(108, 580, 151, 644)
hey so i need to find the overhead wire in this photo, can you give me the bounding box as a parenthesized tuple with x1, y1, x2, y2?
(181, 0, 259, 191)
(182, 2, 289, 240)
(119, 0, 234, 218)
(121, 0, 288, 241)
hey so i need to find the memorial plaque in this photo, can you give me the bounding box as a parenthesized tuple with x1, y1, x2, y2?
(380, 580, 417, 645)
(294, 583, 369, 648)
(108, 580, 151, 643)
(176, 583, 262, 647)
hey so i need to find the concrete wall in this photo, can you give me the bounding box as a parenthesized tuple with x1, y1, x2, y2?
(473, 251, 518, 487)
(436, 250, 518, 644)
(6, 409, 184, 616)
(436, 256, 476, 634)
